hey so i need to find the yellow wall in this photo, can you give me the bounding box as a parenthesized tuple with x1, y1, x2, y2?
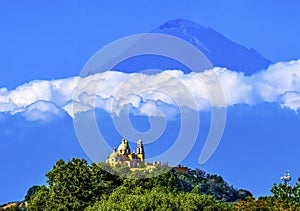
(137, 154, 144, 162)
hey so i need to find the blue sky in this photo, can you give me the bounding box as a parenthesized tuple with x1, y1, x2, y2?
(1, 0, 300, 204)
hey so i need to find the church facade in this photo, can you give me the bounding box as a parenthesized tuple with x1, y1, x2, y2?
(106, 138, 145, 168)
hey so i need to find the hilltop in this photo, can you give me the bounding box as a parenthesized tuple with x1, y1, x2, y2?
(2, 158, 300, 210)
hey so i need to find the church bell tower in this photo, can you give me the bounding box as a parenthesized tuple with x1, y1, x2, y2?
(136, 139, 145, 162)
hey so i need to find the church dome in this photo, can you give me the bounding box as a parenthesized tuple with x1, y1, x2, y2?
(117, 138, 130, 153)
(109, 151, 118, 158)
(108, 147, 118, 158)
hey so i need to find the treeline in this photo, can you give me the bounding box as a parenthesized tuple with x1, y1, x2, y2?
(2, 158, 300, 210)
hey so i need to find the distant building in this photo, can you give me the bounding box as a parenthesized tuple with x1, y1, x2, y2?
(106, 138, 145, 168)
(172, 165, 189, 174)
(106, 138, 173, 170)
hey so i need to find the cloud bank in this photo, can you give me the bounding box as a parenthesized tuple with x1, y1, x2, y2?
(0, 59, 300, 121)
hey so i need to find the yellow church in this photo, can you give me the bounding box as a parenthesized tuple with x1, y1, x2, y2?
(106, 138, 145, 168)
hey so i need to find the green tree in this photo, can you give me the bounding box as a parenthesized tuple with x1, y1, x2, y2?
(29, 158, 121, 210)
(113, 163, 131, 178)
(87, 187, 233, 211)
(271, 177, 300, 207)
(24, 185, 40, 202)
(234, 196, 300, 211)
(28, 185, 49, 211)
(26, 158, 254, 210)
(235, 178, 300, 211)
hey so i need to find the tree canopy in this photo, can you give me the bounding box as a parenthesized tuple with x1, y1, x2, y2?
(22, 158, 300, 210)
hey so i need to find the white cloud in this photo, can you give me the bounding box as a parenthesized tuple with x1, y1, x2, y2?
(1, 59, 300, 121)
(251, 60, 300, 102)
(278, 91, 300, 111)
(216, 68, 254, 105)
(22, 101, 64, 121)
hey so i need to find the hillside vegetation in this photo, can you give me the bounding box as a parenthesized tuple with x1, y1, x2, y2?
(2, 158, 300, 210)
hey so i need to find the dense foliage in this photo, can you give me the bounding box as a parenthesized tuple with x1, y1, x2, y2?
(26, 159, 240, 210)
(235, 196, 300, 211)
(30, 159, 121, 210)
(86, 188, 232, 210)
(234, 179, 300, 210)
(174, 169, 252, 202)
(4, 158, 296, 210)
